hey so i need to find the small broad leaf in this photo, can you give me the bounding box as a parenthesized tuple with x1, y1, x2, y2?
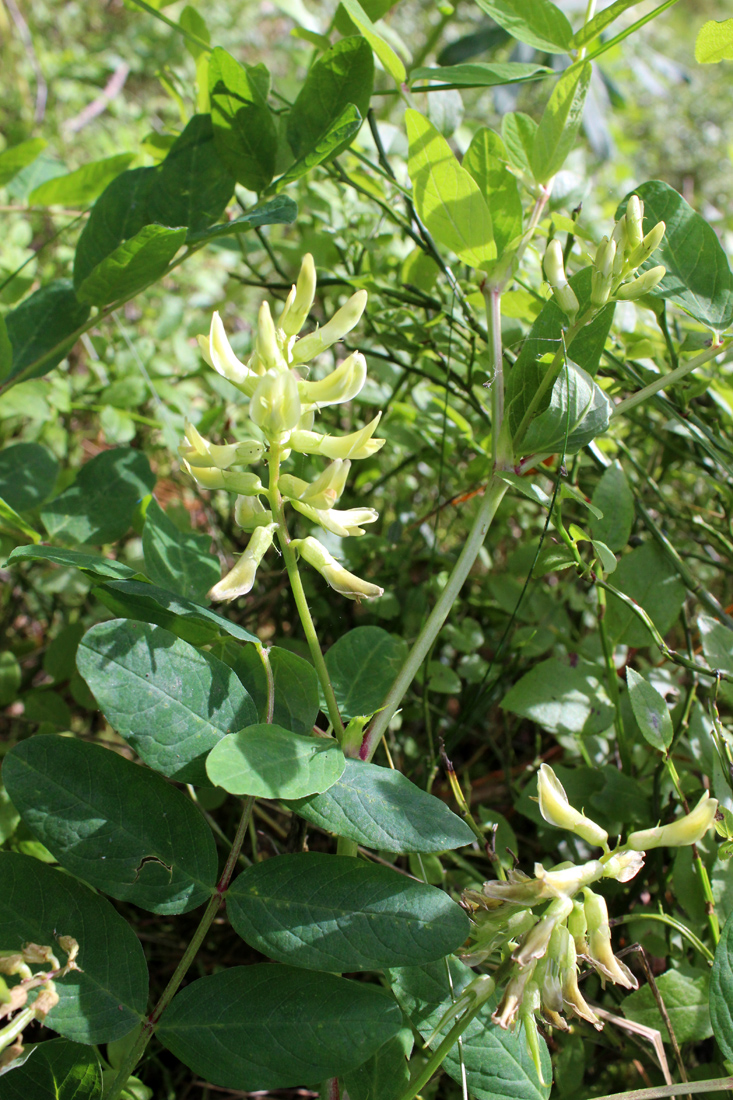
(592, 539, 617, 574)
(227, 853, 470, 970)
(389, 959, 551, 1100)
(287, 36, 373, 160)
(41, 447, 155, 546)
(519, 359, 612, 456)
(142, 498, 220, 602)
(8, 544, 138, 581)
(591, 461, 635, 552)
(273, 104, 362, 192)
(209, 48, 278, 192)
(463, 128, 523, 256)
(28, 153, 135, 206)
(710, 912, 733, 1060)
(4, 281, 90, 384)
(287, 758, 475, 853)
(93, 577, 260, 646)
(0, 138, 47, 187)
(624, 965, 712, 1044)
(501, 655, 614, 736)
(185, 195, 298, 242)
(75, 224, 186, 306)
(695, 18, 733, 63)
(697, 615, 733, 706)
(146, 114, 235, 236)
(411, 62, 551, 87)
(73, 168, 155, 288)
(0, 442, 58, 512)
(473, 0, 572, 53)
(574, 0, 644, 49)
(4, 735, 218, 915)
(215, 639, 320, 733)
(0, 852, 148, 1043)
(77, 619, 258, 784)
(339, 0, 406, 84)
(157, 964, 403, 1089)
(625, 668, 673, 752)
(342, 1027, 413, 1100)
(616, 181, 733, 331)
(501, 111, 537, 177)
(325, 626, 408, 718)
(406, 109, 495, 270)
(604, 541, 686, 647)
(0, 1038, 102, 1099)
(205, 724, 345, 797)
(531, 62, 592, 184)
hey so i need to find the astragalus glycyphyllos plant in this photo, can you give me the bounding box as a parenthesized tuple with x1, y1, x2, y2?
(458, 764, 720, 1082)
(0, 937, 79, 1068)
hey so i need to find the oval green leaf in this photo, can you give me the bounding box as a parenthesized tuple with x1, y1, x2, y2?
(157, 964, 402, 1090)
(473, 0, 572, 53)
(710, 911, 733, 1060)
(7, 544, 138, 581)
(28, 153, 135, 206)
(286, 759, 475, 853)
(4, 735, 218, 914)
(0, 853, 148, 1043)
(531, 62, 592, 185)
(0, 1038, 102, 1100)
(287, 36, 373, 161)
(206, 724, 345, 797)
(411, 62, 551, 87)
(227, 853, 469, 971)
(209, 48, 277, 192)
(325, 626, 408, 719)
(76, 619, 257, 784)
(76, 224, 186, 307)
(0, 442, 58, 513)
(142, 498, 220, 602)
(4, 280, 90, 384)
(625, 668, 673, 752)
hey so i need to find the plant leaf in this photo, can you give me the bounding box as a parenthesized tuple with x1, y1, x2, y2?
(185, 195, 298, 242)
(142, 498, 220, 602)
(0, 852, 148, 1043)
(273, 104, 362, 192)
(710, 913, 733, 1060)
(0, 1038, 102, 1098)
(0, 442, 58, 513)
(463, 128, 523, 256)
(73, 167, 156, 289)
(287, 36, 373, 160)
(4, 735, 218, 915)
(625, 668, 673, 752)
(76, 224, 186, 307)
(473, 0, 572, 53)
(287, 759, 475, 852)
(205, 724, 345, 797)
(531, 62, 592, 184)
(227, 853, 469, 970)
(28, 153, 136, 206)
(695, 18, 733, 63)
(7, 544, 139, 581)
(4, 281, 90, 384)
(157, 964, 403, 1090)
(339, 0, 406, 84)
(501, 655, 614, 736)
(0, 138, 47, 188)
(604, 541, 686, 647)
(574, 0, 644, 49)
(325, 626, 408, 718)
(406, 109, 496, 270)
(76, 619, 258, 784)
(214, 639, 320, 733)
(209, 48, 278, 192)
(146, 114, 235, 236)
(590, 461, 635, 552)
(411, 62, 551, 87)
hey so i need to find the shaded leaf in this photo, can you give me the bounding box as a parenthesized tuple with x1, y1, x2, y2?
(4, 735, 218, 914)
(76, 619, 258, 784)
(146, 114, 235, 235)
(41, 448, 155, 546)
(411, 62, 551, 87)
(206, 724, 345, 797)
(339, 0, 406, 84)
(0, 138, 47, 188)
(342, 1027, 413, 1100)
(590, 461, 634, 552)
(626, 668, 673, 752)
(28, 154, 135, 206)
(142, 498, 219, 602)
(531, 63, 592, 184)
(215, 640, 320, 733)
(287, 759, 474, 853)
(710, 913, 733, 1060)
(157, 964, 402, 1090)
(0, 1038, 102, 1099)
(473, 0, 572, 53)
(502, 655, 614, 736)
(73, 168, 156, 289)
(604, 541, 686, 647)
(625, 966, 712, 1044)
(186, 195, 298, 242)
(288, 36, 373, 160)
(4, 281, 90, 383)
(325, 626, 408, 718)
(0, 852, 148, 1043)
(76, 224, 186, 306)
(8, 544, 138, 581)
(519, 359, 612, 456)
(209, 48, 277, 192)
(0, 442, 58, 512)
(273, 104, 362, 192)
(227, 853, 469, 970)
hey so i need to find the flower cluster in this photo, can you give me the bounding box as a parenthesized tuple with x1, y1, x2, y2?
(544, 194, 667, 322)
(180, 255, 385, 602)
(0, 936, 79, 1069)
(461, 764, 718, 1083)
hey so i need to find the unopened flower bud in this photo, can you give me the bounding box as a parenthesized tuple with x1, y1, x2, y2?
(627, 221, 665, 269)
(554, 283, 580, 320)
(567, 899, 588, 955)
(180, 422, 264, 470)
(183, 462, 264, 496)
(298, 351, 367, 408)
(291, 290, 368, 364)
(537, 764, 609, 848)
(250, 369, 302, 441)
(280, 253, 317, 338)
(595, 236, 616, 278)
(290, 413, 385, 461)
(492, 962, 536, 1030)
(254, 301, 287, 373)
(602, 849, 645, 883)
(544, 239, 566, 288)
(615, 264, 666, 300)
(555, 924, 601, 1028)
(591, 269, 612, 307)
(292, 536, 384, 600)
(209, 523, 277, 601)
(518, 983, 549, 1087)
(583, 889, 637, 989)
(200, 313, 259, 395)
(626, 791, 718, 850)
(625, 195, 644, 248)
(234, 495, 272, 531)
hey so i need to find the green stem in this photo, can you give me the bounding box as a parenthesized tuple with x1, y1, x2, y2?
(569, 0, 683, 68)
(394, 998, 489, 1100)
(611, 341, 728, 419)
(589, 1077, 733, 1100)
(611, 913, 714, 963)
(103, 797, 255, 1100)
(267, 446, 345, 739)
(360, 476, 509, 761)
(597, 584, 631, 771)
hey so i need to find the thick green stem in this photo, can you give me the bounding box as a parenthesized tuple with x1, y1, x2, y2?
(611, 341, 728, 419)
(103, 797, 255, 1100)
(597, 584, 631, 771)
(360, 477, 509, 761)
(267, 446, 345, 739)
